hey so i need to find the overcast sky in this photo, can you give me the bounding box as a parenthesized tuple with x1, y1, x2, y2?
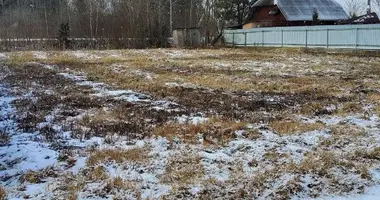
(335, 0, 380, 15)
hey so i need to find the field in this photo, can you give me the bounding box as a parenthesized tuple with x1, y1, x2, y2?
(0, 48, 380, 199)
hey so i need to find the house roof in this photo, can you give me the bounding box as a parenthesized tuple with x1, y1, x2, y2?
(340, 12, 380, 24)
(253, 0, 348, 21)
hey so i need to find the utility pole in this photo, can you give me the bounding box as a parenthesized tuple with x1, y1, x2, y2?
(367, 0, 371, 14)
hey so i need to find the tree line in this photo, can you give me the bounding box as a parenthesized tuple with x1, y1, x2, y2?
(0, 0, 256, 46)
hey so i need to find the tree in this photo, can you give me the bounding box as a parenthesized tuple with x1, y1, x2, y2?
(342, 0, 366, 18)
(58, 23, 71, 49)
(215, 0, 257, 25)
(312, 8, 319, 25)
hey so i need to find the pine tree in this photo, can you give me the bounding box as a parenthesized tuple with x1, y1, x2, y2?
(58, 23, 71, 49)
(312, 8, 319, 25)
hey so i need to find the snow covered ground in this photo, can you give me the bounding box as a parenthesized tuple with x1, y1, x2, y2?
(0, 49, 380, 199)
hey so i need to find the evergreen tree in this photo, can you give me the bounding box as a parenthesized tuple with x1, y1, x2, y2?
(58, 23, 71, 49)
(312, 8, 319, 25)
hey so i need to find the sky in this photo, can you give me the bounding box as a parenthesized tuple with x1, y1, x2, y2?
(335, 0, 380, 15)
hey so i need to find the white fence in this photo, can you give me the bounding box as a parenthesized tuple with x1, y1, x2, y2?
(224, 24, 380, 50)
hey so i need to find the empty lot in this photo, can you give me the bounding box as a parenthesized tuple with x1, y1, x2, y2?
(0, 48, 380, 199)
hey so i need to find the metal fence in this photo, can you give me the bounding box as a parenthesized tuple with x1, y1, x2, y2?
(224, 24, 380, 50)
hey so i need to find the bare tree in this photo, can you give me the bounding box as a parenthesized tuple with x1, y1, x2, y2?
(342, 0, 366, 17)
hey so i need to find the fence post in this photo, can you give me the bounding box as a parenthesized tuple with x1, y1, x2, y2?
(244, 32, 247, 47)
(355, 28, 359, 50)
(232, 33, 235, 46)
(262, 30, 264, 46)
(281, 29, 284, 47)
(326, 29, 329, 48)
(305, 29, 308, 48)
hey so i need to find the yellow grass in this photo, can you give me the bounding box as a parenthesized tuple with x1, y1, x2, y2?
(154, 118, 247, 144)
(86, 147, 148, 166)
(269, 119, 324, 135)
(161, 152, 204, 185)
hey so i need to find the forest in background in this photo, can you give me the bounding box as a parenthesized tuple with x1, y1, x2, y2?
(0, 0, 257, 45)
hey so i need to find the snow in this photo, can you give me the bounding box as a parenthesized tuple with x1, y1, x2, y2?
(1, 50, 380, 199)
(71, 51, 101, 60)
(0, 82, 60, 200)
(32, 51, 48, 59)
(0, 53, 7, 61)
(174, 114, 208, 125)
(317, 186, 380, 200)
(57, 68, 181, 111)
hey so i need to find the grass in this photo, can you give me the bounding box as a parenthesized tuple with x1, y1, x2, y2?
(329, 125, 365, 136)
(269, 119, 324, 135)
(154, 118, 248, 144)
(300, 102, 326, 115)
(354, 147, 380, 161)
(88, 166, 108, 181)
(86, 147, 148, 167)
(367, 92, 380, 102)
(338, 102, 364, 115)
(5, 52, 36, 66)
(20, 170, 42, 184)
(0, 186, 6, 200)
(57, 174, 86, 200)
(161, 152, 204, 186)
(0, 131, 10, 146)
(105, 177, 136, 191)
(3, 49, 380, 199)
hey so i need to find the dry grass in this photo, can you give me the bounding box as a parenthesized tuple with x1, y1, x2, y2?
(375, 105, 380, 115)
(367, 92, 380, 102)
(250, 167, 283, 194)
(297, 152, 338, 176)
(273, 176, 302, 200)
(161, 152, 204, 185)
(300, 102, 329, 116)
(0, 186, 6, 200)
(0, 131, 10, 146)
(354, 147, 380, 161)
(86, 147, 148, 167)
(329, 124, 365, 136)
(20, 170, 42, 184)
(105, 177, 136, 191)
(6, 52, 36, 66)
(154, 119, 247, 144)
(57, 174, 85, 200)
(269, 119, 324, 135)
(19, 167, 58, 184)
(337, 102, 364, 116)
(87, 166, 108, 181)
(298, 151, 371, 180)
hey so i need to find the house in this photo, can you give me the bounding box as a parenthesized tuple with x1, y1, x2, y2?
(243, 0, 348, 29)
(339, 12, 380, 25)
